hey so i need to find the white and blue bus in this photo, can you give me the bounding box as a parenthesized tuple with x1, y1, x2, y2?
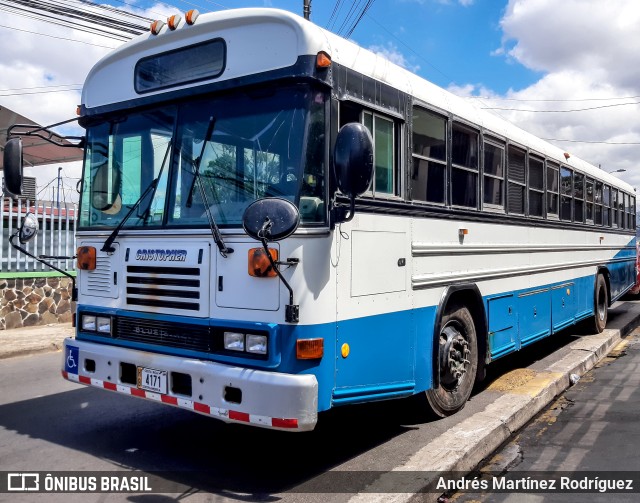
(4, 8, 636, 430)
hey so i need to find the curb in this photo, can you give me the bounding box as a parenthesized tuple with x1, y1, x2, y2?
(348, 303, 640, 502)
(0, 323, 73, 360)
(0, 340, 66, 360)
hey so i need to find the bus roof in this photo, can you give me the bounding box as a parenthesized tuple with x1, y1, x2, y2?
(82, 7, 633, 193)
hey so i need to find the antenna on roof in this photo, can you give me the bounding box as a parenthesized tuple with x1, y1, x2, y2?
(303, 0, 311, 20)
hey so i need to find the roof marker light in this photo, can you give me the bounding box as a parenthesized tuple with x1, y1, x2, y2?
(167, 14, 182, 30)
(150, 20, 165, 35)
(185, 9, 199, 25)
(316, 51, 331, 68)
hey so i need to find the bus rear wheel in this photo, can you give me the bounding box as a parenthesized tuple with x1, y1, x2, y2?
(589, 274, 608, 334)
(426, 304, 478, 417)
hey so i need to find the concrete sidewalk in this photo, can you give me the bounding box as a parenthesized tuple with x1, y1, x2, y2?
(0, 322, 74, 359)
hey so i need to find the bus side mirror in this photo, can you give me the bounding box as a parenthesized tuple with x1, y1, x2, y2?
(18, 212, 39, 244)
(333, 123, 373, 222)
(2, 138, 24, 196)
(243, 197, 300, 242)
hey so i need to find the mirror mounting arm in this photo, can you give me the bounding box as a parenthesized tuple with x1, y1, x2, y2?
(332, 197, 356, 224)
(8, 118, 85, 148)
(260, 237, 299, 323)
(243, 198, 301, 323)
(9, 233, 77, 302)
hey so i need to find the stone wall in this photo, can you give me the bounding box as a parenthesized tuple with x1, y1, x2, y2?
(0, 276, 75, 330)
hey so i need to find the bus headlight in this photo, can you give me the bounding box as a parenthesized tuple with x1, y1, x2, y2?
(81, 315, 96, 331)
(224, 332, 245, 351)
(96, 316, 112, 335)
(246, 334, 267, 355)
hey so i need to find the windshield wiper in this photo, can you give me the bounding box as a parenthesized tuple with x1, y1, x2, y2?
(101, 142, 171, 253)
(187, 116, 233, 257)
(101, 177, 159, 253)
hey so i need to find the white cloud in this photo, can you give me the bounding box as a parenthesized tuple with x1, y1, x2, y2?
(368, 42, 421, 73)
(471, 0, 640, 189)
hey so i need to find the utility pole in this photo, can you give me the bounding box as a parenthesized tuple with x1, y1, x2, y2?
(303, 0, 311, 20)
(56, 166, 62, 211)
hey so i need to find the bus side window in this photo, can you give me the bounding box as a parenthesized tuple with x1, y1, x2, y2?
(603, 184, 611, 226)
(546, 162, 559, 218)
(594, 180, 603, 226)
(339, 102, 398, 198)
(573, 171, 585, 223)
(528, 156, 544, 217)
(363, 111, 396, 196)
(451, 123, 479, 209)
(507, 145, 526, 215)
(560, 166, 573, 221)
(411, 106, 446, 204)
(483, 139, 505, 210)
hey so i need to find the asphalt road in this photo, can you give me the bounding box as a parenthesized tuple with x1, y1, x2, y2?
(1, 302, 639, 503)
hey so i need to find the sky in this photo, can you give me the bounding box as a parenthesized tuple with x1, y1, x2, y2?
(1, 0, 639, 193)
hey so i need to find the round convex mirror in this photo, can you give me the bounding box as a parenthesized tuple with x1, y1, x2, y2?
(19, 212, 39, 244)
(243, 197, 300, 242)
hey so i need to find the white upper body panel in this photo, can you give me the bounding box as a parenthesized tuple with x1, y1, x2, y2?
(82, 7, 633, 195)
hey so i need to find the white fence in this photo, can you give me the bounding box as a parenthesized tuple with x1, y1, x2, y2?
(1, 196, 77, 273)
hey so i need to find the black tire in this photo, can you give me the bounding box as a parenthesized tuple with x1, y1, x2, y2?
(426, 304, 478, 417)
(589, 274, 608, 333)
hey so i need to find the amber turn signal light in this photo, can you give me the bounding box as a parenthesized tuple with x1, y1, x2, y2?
(167, 14, 181, 30)
(248, 248, 278, 277)
(316, 51, 331, 68)
(296, 338, 324, 359)
(185, 9, 199, 25)
(77, 246, 97, 270)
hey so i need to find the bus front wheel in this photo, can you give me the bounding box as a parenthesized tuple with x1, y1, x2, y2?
(426, 304, 478, 417)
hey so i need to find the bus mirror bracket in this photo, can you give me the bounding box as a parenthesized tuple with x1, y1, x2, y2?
(3, 117, 85, 197)
(332, 122, 374, 223)
(243, 198, 301, 323)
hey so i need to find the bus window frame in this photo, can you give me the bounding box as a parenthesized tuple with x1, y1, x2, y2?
(450, 120, 480, 211)
(546, 160, 560, 220)
(527, 153, 545, 219)
(480, 134, 506, 214)
(410, 104, 448, 206)
(506, 143, 527, 216)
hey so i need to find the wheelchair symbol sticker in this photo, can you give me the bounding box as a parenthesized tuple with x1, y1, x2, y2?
(65, 346, 79, 374)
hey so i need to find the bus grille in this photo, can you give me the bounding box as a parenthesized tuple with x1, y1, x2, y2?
(115, 317, 213, 352)
(125, 265, 201, 312)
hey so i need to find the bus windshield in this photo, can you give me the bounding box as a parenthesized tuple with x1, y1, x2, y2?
(79, 84, 326, 229)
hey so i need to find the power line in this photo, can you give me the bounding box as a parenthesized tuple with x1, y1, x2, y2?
(467, 94, 640, 103)
(0, 88, 81, 97)
(0, 83, 81, 91)
(542, 138, 640, 145)
(327, 0, 344, 30)
(344, 0, 375, 38)
(482, 101, 640, 113)
(0, 20, 118, 47)
(0, 5, 133, 41)
(0, 0, 150, 41)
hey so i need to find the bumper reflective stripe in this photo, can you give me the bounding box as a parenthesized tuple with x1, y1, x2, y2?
(61, 370, 300, 430)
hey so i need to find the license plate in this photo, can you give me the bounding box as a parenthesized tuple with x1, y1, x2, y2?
(137, 367, 168, 394)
